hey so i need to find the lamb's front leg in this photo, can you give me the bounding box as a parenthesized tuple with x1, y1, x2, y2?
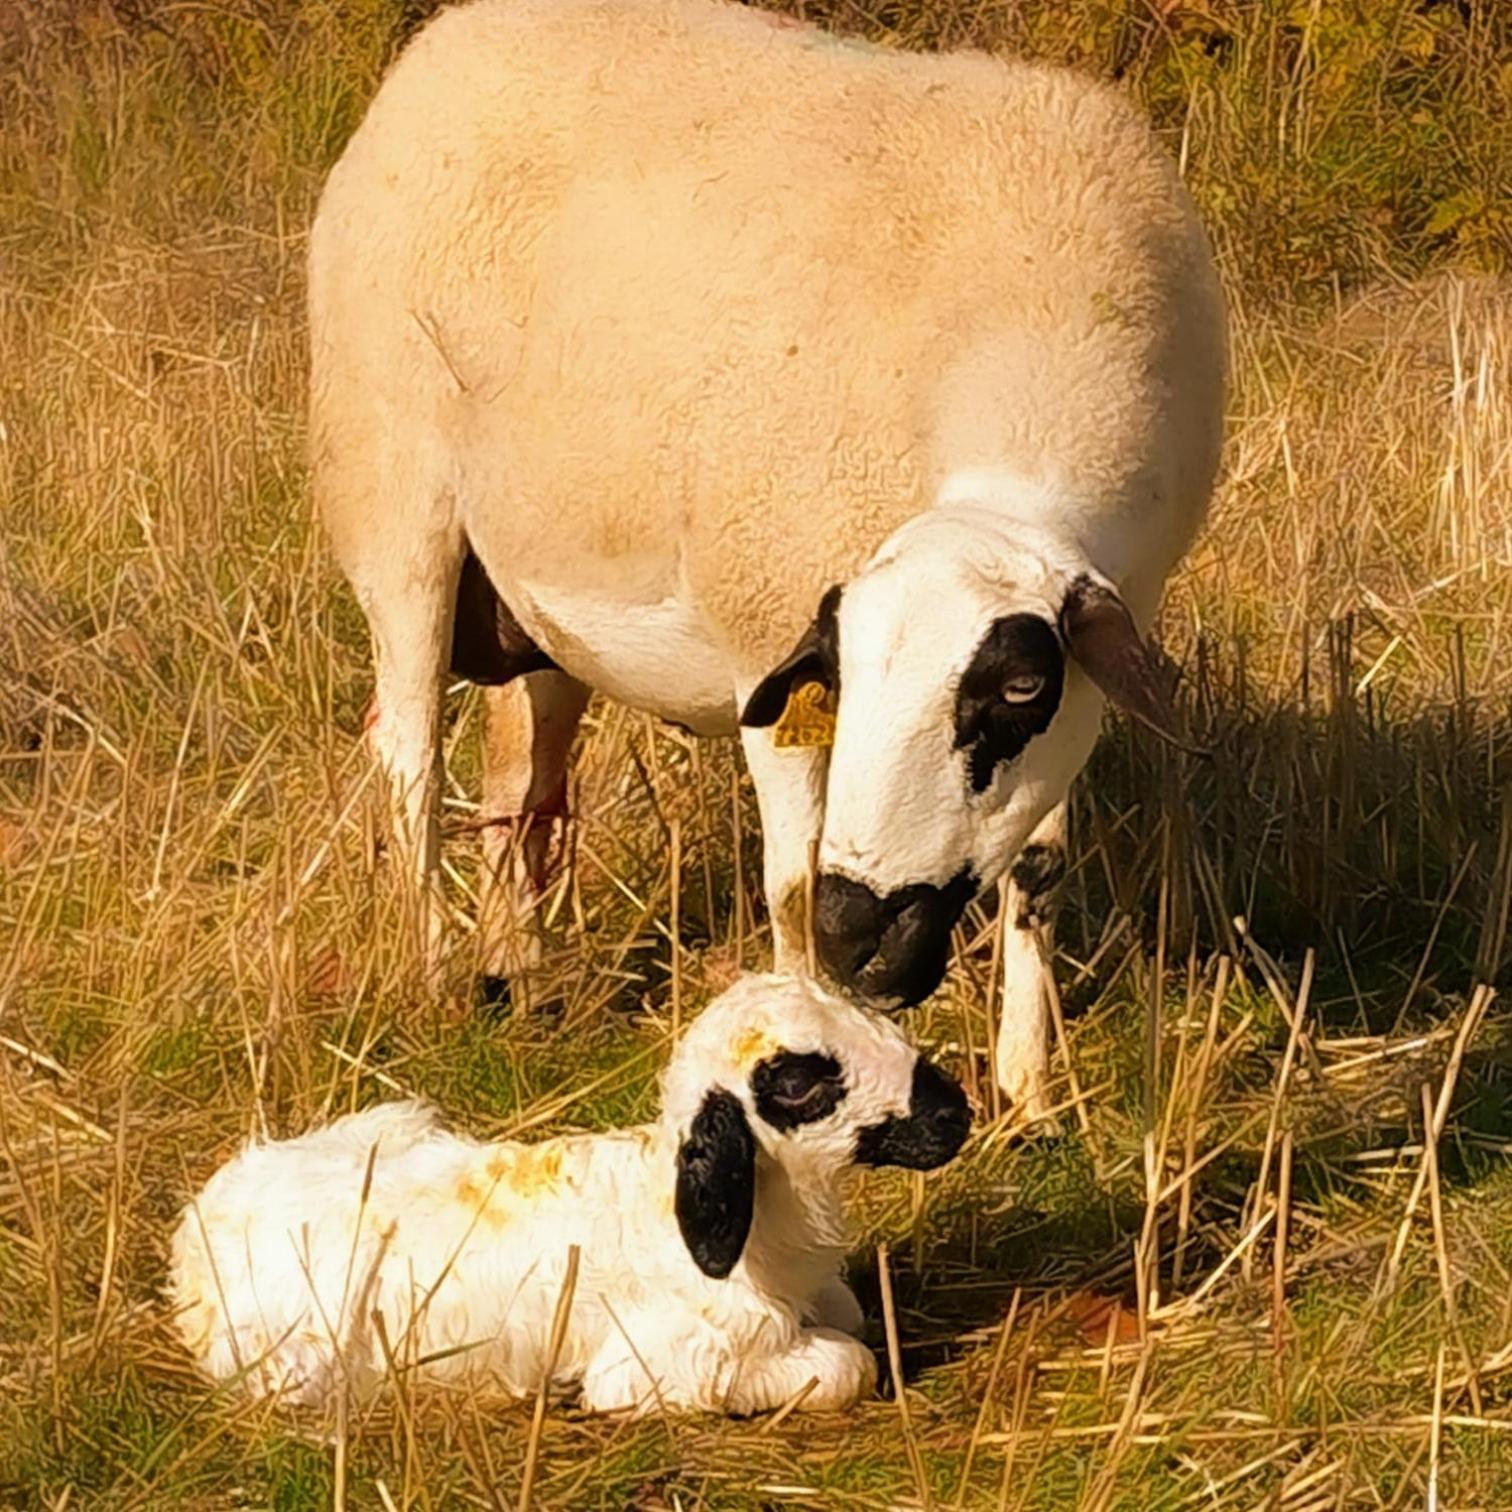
(739, 728, 828, 970)
(579, 1310, 761, 1415)
(723, 1326, 878, 1414)
(805, 1273, 865, 1337)
(580, 1315, 875, 1416)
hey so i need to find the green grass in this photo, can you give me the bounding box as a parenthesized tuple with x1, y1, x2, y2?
(3, 0, 1512, 1508)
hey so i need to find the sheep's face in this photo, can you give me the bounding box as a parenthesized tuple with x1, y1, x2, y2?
(664, 973, 970, 1278)
(741, 510, 1185, 1011)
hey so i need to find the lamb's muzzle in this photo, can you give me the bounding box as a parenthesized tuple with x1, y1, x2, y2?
(166, 973, 970, 1416)
(855, 1058, 971, 1170)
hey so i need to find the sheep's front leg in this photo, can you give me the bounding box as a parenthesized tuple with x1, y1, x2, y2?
(738, 727, 828, 970)
(995, 801, 1068, 1129)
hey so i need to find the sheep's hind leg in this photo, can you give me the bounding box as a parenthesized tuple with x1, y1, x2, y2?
(476, 672, 590, 1012)
(995, 801, 1068, 1131)
(358, 537, 461, 979)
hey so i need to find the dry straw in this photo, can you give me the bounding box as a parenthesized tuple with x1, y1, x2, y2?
(2, 0, 1511, 1505)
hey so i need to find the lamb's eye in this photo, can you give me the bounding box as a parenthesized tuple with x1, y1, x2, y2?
(752, 1050, 849, 1130)
(1003, 675, 1045, 703)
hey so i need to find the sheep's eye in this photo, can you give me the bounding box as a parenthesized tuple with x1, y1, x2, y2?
(954, 614, 1065, 794)
(751, 1050, 848, 1132)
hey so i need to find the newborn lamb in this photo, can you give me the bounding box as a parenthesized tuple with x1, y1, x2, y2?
(167, 973, 970, 1415)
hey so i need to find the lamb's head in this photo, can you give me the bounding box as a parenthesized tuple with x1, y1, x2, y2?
(661, 973, 970, 1279)
(741, 506, 1189, 1009)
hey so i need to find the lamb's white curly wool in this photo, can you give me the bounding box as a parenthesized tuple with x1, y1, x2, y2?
(166, 974, 970, 1414)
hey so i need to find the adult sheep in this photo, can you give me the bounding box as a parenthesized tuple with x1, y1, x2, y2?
(310, 0, 1226, 1120)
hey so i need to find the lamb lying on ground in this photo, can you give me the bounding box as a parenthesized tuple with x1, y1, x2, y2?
(167, 974, 970, 1415)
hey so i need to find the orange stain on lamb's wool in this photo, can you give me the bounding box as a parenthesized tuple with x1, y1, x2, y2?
(509, 1143, 565, 1200)
(729, 1026, 777, 1070)
(457, 1142, 568, 1218)
(455, 1167, 511, 1228)
(170, 1231, 221, 1355)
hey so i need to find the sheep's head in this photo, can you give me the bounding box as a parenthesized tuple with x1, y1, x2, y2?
(741, 506, 1191, 1010)
(662, 973, 969, 1279)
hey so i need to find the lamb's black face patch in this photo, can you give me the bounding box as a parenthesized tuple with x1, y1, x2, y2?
(953, 615, 1065, 793)
(854, 1058, 971, 1170)
(751, 1050, 848, 1132)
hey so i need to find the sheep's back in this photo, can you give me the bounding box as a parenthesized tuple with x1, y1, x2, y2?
(310, 0, 1223, 664)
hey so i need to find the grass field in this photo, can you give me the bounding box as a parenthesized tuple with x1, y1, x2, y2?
(2, 1, 1511, 1507)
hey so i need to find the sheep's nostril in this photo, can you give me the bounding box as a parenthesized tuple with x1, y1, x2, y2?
(814, 872, 891, 980)
(814, 868, 978, 1008)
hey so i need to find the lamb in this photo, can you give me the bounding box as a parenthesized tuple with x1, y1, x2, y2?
(309, 0, 1227, 1119)
(166, 973, 970, 1415)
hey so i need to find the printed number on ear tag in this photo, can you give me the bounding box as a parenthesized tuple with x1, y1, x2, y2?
(772, 681, 837, 750)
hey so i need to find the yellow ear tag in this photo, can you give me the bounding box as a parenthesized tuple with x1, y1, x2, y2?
(771, 680, 837, 749)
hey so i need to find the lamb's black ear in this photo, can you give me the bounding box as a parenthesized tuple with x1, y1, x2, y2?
(674, 1089, 756, 1279)
(1060, 577, 1205, 755)
(739, 585, 843, 728)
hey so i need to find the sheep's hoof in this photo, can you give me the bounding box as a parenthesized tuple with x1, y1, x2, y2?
(475, 974, 513, 1019)
(1009, 1105, 1065, 1141)
(994, 1065, 1065, 1140)
(475, 974, 567, 1022)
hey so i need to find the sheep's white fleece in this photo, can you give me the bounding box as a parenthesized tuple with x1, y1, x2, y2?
(309, 0, 1225, 725)
(166, 975, 949, 1414)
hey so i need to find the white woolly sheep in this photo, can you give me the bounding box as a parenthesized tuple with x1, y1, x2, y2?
(166, 973, 970, 1415)
(308, 0, 1227, 1120)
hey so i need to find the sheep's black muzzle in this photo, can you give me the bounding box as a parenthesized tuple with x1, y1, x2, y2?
(814, 868, 977, 1007)
(854, 1058, 971, 1170)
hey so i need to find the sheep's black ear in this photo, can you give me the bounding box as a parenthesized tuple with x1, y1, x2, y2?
(739, 585, 843, 728)
(1060, 577, 1206, 756)
(674, 1089, 756, 1279)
